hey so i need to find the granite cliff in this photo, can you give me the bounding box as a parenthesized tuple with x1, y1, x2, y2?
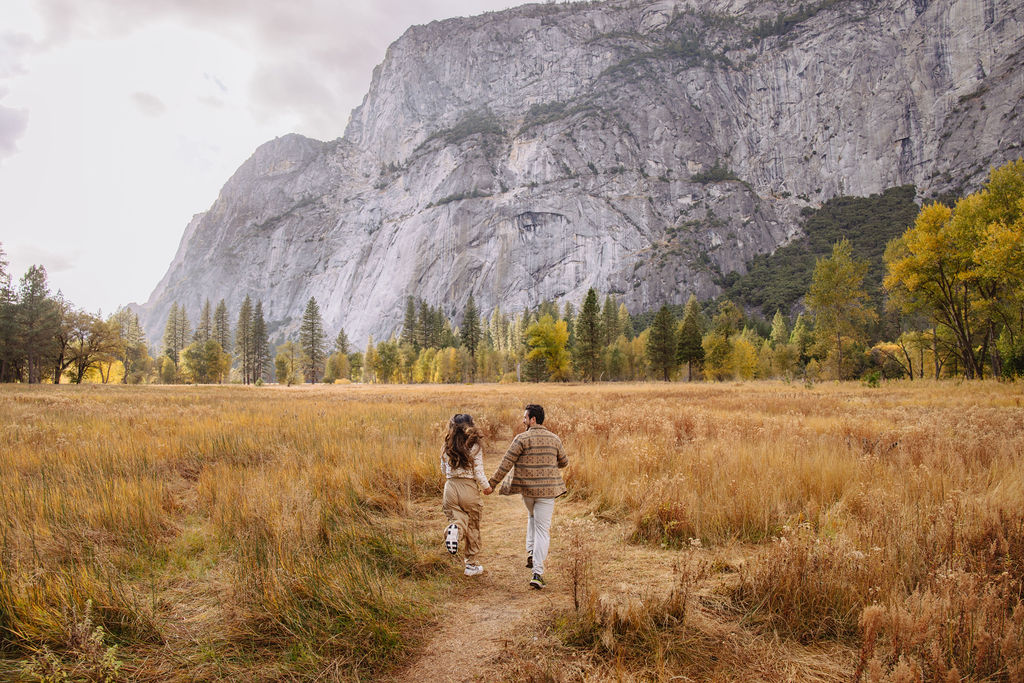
(137, 0, 1024, 346)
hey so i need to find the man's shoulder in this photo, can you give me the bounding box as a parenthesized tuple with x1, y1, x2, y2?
(525, 426, 561, 443)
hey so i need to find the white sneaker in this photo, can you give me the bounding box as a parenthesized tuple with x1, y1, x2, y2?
(464, 563, 484, 577)
(444, 523, 459, 554)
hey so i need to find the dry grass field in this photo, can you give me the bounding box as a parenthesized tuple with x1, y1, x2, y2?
(1, 381, 1022, 681)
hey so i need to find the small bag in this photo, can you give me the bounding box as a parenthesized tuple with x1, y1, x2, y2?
(498, 466, 515, 495)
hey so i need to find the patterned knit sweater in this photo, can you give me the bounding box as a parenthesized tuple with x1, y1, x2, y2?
(488, 426, 568, 498)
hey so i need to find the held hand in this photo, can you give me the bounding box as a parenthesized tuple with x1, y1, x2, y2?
(483, 486, 493, 495)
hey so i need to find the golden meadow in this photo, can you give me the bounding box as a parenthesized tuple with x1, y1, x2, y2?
(1, 382, 1022, 681)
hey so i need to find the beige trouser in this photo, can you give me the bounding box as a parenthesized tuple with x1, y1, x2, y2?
(442, 477, 483, 563)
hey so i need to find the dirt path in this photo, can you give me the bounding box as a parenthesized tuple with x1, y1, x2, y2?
(393, 451, 685, 683)
(396, 489, 558, 682)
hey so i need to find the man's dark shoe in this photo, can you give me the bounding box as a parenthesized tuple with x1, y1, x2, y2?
(526, 554, 533, 569)
(529, 573, 545, 590)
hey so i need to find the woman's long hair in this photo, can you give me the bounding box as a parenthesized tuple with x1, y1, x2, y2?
(445, 414, 481, 469)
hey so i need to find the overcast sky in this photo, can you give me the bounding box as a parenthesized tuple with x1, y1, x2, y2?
(0, 0, 517, 314)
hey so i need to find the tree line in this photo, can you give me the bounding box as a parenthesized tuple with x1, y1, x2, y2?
(0, 255, 151, 384)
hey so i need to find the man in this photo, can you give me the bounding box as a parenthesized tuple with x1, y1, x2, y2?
(488, 403, 568, 589)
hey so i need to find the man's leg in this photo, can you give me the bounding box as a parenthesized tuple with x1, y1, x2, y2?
(522, 496, 536, 558)
(530, 498, 555, 575)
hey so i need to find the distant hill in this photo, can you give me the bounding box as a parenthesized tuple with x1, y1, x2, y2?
(719, 185, 921, 318)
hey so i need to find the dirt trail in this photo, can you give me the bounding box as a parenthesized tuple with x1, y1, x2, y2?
(393, 451, 684, 683)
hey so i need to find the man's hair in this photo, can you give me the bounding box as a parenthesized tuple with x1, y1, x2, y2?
(525, 404, 545, 425)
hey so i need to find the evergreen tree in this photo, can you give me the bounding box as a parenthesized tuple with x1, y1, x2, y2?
(334, 327, 350, 355)
(174, 304, 191, 361)
(0, 245, 18, 382)
(235, 295, 254, 384)
(299, 297, 326, 382)
(111, 307, 150, 384)
(162, 303, 182, 366)
(676, 295, 704, 381)
(252, 301, 269, 384)
(17, 265, 60, 383)
(647, 305, 677, 381)
(417, 299, 431, 349)
(461, 294, 481, 363)
(439, 313, 457, 348)
(789, 313, 813, 366)
(574, 288, 602, 381)
(562, 301, 577, 352)
(601, 295, 620, 346)
(195, 299, 212, 343)
(401, 296, 418, 350)
(213, 299, 231, 354)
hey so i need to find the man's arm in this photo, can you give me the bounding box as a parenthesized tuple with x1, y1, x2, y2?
(488, 436, 524, 488)
(556, 438, 568, 468)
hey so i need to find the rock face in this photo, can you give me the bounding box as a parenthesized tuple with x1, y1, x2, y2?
(137, 0, 1024, 347)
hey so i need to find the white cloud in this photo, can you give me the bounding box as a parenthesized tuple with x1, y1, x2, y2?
(0, 103, 28, 159)
(1, 0, 518, 313)
(131, 91, 167, 117)
(8, 243, 79, 275)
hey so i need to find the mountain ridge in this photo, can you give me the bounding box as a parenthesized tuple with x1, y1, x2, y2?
(135, 0, 1024, 347)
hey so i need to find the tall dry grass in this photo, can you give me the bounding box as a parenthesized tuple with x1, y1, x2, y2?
(2, 380, 1022, 680)
(557, 381, 1024, 679)
(0, 384, 486, 680)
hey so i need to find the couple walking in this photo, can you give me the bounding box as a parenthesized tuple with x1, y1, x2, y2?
(440, 404, 567, 588)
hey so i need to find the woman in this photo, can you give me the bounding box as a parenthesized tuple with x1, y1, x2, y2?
(440, 413, 492, 576)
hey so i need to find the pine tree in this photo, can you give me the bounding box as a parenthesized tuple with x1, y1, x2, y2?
(647, 305, 677, 381)
(236, 295, 253, 384)
(335, 327, 350, 355)
(574, 288, 602, 381)
(195, 299, 212, 343)
(17, 265, 60, 383)
(401, 296, 418, 350)
(162, 303, 180, 365)
(299, 297, 326, 383)
(213, 300, 231, 354)
(252, 301, 269, 384)
(174, 304, 192, 360)
(0, 245, 18, 382)
(602, 295, 620, 346)
(676, 295, 704, 381)
(461, 294, 481, 362)
(562, 302, 577, 352)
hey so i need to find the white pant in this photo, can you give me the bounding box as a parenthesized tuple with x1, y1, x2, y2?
(522, 496, 555, 576)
